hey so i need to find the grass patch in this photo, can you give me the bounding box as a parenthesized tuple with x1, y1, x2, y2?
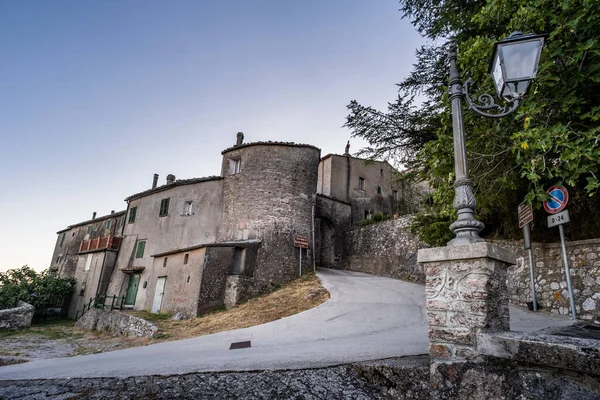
(129, 310, 173, 322)
(149, 272, 329, 343)
(0, 319, 81, 340)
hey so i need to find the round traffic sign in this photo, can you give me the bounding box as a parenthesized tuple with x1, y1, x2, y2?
(543, 186, 568, 214)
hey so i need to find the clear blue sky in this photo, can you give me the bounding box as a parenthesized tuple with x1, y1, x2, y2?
(0, 1, 424, 272)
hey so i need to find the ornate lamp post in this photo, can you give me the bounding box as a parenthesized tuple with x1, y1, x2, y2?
(448, 32, 546, 246)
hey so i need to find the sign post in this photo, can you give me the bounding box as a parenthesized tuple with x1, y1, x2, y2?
(518, 201, 537, 311)
(543, 186, 576, 320)
(294, 236, 309, 277)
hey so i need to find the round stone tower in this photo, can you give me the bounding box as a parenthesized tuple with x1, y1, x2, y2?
(218, 140, 320, 290)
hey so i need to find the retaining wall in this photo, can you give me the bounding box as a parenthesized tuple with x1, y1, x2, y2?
(0, 301, 34, 331)
(341, 216, 426, 283)
(495, 238, 600, 322)
(75, 308, 157, 337)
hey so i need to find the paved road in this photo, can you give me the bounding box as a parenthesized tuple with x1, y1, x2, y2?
(0, 269, 573, 380)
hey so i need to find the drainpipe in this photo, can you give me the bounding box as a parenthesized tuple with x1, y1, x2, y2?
(311, 202, 316, 272)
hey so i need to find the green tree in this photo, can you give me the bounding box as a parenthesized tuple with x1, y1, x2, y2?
(0, 266, 75, 310)
(346, 0, 600, 244)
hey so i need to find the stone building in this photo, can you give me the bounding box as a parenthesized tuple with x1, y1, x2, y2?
(51, 135, 413, 318)
(52, 134, 322, 318)
(50, 211, 126, 317)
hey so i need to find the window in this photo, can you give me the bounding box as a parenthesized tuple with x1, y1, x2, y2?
(229, 158, 241, 174)
(159, 198, 170, 217)
(183, 253, 189, 265)
(377, 186, 382, 195)
(106, 220, 111, 229)
(393, 190, 398, 201)
(135, 241, 146, 258)
(84, 254, 92, 271)
(183, 201, 193, 216)
(56, 256, 61, 264)
(79, 282, 87, 296)
(365, 210, 372, 220)
(358, 177, 365, 190)
(128, 206, 137, 223)
(87, 226, 92, 234)
(232, 248, 246, 275)
(59, 233, 66, 248)
(163, 257, 168, 268)
(186, 276, 190, 284)
(380, 168, 383, 176)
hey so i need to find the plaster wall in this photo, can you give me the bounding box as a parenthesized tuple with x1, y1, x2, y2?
(52, 212, 125, 279)
(69, 251, 111, 318)
(114, 179, 223, 311)
(144, 248, 205, 317)
(315, 195, 352, 268)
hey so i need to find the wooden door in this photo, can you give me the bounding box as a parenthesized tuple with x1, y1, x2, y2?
(124, 274, 140, 306)
(151, 277, 166, 313)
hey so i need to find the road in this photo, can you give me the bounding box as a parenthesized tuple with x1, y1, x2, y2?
(0, 268, 573, 380)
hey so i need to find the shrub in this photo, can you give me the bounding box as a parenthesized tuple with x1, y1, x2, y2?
(0, 266, 75, 310)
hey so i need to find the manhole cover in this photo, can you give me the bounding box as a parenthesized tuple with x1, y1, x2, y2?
(229, 341, 251, 350)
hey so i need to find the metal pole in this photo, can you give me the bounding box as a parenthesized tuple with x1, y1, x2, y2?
(447, 45, 485, 246)
(311, 204, 316, 273)
(558, 224, 577, 319)
(522, 223, 537, 311)
(527, 248, 537, 311)
(299, 247, 302, 277)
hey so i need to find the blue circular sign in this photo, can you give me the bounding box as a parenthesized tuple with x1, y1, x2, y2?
(543, 186, 568, 214)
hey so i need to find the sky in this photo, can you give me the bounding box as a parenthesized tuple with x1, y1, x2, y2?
(0, 1, 424, 272)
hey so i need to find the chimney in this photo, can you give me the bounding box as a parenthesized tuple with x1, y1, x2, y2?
(110, 210, 115, 214)
(92, 212, 97, 220)
(152, 174, 159, 189)
(166, 174, 176, 185)
(344, 141, 350, 156)
(236, 132, 244, 146)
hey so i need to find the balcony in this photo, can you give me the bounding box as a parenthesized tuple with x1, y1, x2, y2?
(79, 236, 122, 253)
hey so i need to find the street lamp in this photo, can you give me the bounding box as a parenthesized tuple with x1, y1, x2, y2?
(447, 32, 546, 246)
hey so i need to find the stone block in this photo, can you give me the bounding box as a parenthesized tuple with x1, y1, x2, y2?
(0, 301, 34, 331)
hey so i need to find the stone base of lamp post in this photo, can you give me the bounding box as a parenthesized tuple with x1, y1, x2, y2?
(417, 242, 516, 398)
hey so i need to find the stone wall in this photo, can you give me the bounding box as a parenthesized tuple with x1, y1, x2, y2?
(0, 301, 34, 330)
(341, 216, 426, 283)
(219, 142, 320, 291)
(75, 308, 157, 337)
(495, 238, 600, 322)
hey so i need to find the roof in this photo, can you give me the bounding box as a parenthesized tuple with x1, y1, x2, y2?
(316, 193, 351, 206)
(151, 239, 262, 258)
(125, 176, 223, 202)
(57, 211, 127, 234)
(320, 153, 403, 173)
(221, 141, 320, 155)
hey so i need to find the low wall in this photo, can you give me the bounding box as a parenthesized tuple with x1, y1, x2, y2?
(496, 238, 600, 322)
(341, 216, 426, 282)
(75, 308, 157, 337)
(0, 301, 34, 330)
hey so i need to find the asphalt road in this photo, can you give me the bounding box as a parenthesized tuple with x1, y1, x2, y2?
(0, 268, 573, 380)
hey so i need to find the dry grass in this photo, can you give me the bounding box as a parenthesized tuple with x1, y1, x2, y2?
(140, 272, 329, 343)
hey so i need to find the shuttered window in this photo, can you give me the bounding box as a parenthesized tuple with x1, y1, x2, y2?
(159, 198, 170, 217)
(135, 241, 146, 258)
(128, 207, 137, 223)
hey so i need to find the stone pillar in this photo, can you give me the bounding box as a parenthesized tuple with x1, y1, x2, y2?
(417, 242, 516, 397)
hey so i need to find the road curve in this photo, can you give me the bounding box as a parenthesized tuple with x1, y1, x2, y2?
(0, 268, 572, 380)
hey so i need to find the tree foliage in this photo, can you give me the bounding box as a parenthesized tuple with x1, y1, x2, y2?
(0, 266, 75, 310)
(346, 0, 600, 244)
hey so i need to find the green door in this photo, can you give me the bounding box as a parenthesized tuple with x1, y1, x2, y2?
(124, 274, 140, 306)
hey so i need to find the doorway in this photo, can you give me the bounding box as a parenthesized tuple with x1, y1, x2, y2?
(152, 276, 166, 313)
(124, 274, 140, 306)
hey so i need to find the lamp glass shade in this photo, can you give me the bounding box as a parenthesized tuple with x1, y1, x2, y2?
(490, 33, 545, 100)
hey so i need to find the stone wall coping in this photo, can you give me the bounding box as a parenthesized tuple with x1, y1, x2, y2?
(0, 301, 34, 316)
(478, 331, 600, 376)
(417, 242, 517, 265)
(490, 237, 600, 249)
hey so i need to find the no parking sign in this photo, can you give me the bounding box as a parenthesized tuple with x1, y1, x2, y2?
(543, 186, 568, 214)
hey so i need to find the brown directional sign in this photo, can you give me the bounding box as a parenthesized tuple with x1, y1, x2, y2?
(294, 236, 309, 249)
(518, 201, 534, 228)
